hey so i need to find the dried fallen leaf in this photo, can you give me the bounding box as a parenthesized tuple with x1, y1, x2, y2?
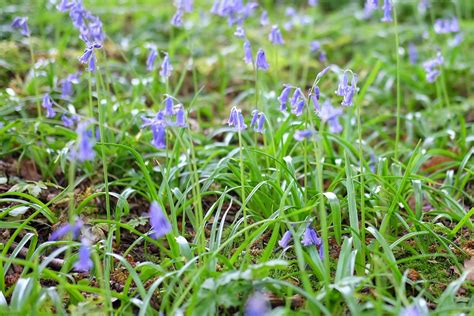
(463, 257, 474, 281)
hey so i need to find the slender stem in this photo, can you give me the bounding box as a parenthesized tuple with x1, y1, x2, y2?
(237, 130, 248, 240)
(393, 2, 402, 161)
(28, 39, 41, 119)
(356, 92, 366, 272)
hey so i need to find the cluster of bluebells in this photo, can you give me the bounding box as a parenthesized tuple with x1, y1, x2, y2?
(269, 25, 284, 45)
(49, 218, 93, 272)
(278, 226, 324, 259)
(42, 93, 56, 118)
(364, 0, 392, 22)
(57, 0, 105, 44)
(171, 0, 193, 27)
(227, 106, 248, 131)
(145, 47, 174, 81)
(11, 17, 30, 37)
(283, 7, 311, 31)
(434, 17, 459, 34)
(242, 41, 269, 71)
(210, 0, 258, 26)
(335, 71, 357, 107)
(422, 52, 444, 83)
(249, 110, 266, 133)
(141, 96, 186, 149)
(56, 1, 105, 72)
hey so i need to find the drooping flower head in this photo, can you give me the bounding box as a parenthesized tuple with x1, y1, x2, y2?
(318, 99, 344, 133)
(175, 105, 187, 127)
(422, 52, 443, 83)
(278, 84, 292, 112)
(255, 112, 266, 133)
(149, 201, 172, 239)
(78, 42, 102, 72)
(302, 227, 322, 247)
(260, 10, 269, 26)
(171, 9, 184, 27)
(164, 95, 175, 116)
(408, 42, 418, 65)
(278, 230, 292, 248)
(245, 292, 270, 316)
(381, 0, 393, 23)
(146, 47, 158, 72)
(292, 99, 306, 116)
(294, 129, 313, 141)
(73, 121, 96, 162)
(256, 49, 269, 70)
(269, 25, 284, 45)
(227, 106, 247, 131)
(243, 40, 253, 64)
(42, 93, 56, 118)
(74, 238, 93, 272)
(11, 17, 30, 37)
(50, 218, 83, 241)
(160, 53, 173, 81)
(364, 0, 378, 17)
(62, 114, 78, 128)
(61, 72, 81, 98)
(250, 110, 259, 128)
(234, 26, 246, 39)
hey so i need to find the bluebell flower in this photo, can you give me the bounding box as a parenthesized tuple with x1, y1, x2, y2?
(255, 112, 265, 133)
(160, 53, 173, 81)
(243, 40, 253, 64)
(294, 129, 313, 141)
(308, 0, 318, 7)
(341, 82, 356, 107)
(57, 0, 75, 12)
(149, 201, 172, 239)
(74, 121, 95, 161)
(364, 0, 378, 17)
(250, 110, 259, 128)
(319, 51, 327, 62)
(422, 52, 443, 83)
(50, 218, 83, 241)
(236, 110, 247, 131)
(74, 239, 93, 272)
(335, 72, 348, 97)
(260, 10, 269, 26)
(171, 9, 184, 27)
(61, 72, 81, 98)
(79, 43, 102, 72)
(269, 25, 284, 45)
(278, 230, 292, 248)
(11, 17, 30, 37)
(234, 26, 246, 39)
(434, 17, 460, 34)
(255, 49, 269, 70)
(42, 93, 56, 118)
(310, 41, 321, 53)
(175, 105, 187, 127)
(146, 47, 158, 72)
(318, 99, 343, 134)
(151, 124, 166, 149)
(62, 114, 78, 127)
(381, 0, 393, 23)
(164, 95, 175, 116)
(418, 0, 429, 15)
(292, 99, 305, 116)
(318, 242, 324, 259)
(310, 92, 320, 112)
(228, 106, 238, 126)
(302, 227, 322, 246)
(245, 292, 270, 316)
(316, 66, 331, 81)
(290, 88, 302, 106)
(408, 43, 417, 64)
(175, 0, 193, 12)
(278, 84, 292, 112)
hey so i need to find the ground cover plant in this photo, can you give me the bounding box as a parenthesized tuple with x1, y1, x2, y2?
(1, 0, 473, 314)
